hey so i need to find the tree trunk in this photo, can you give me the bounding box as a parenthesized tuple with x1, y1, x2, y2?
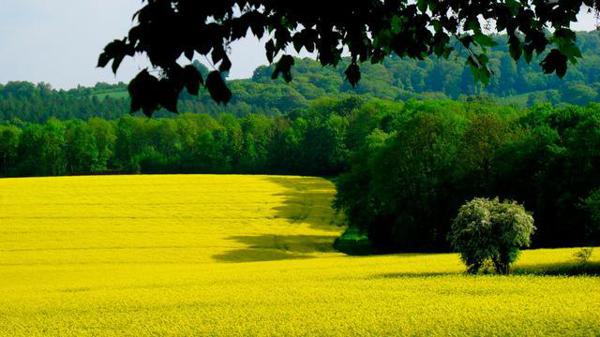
(494, 252, 510, 275)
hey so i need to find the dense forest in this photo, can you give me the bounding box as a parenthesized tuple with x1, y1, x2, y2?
(0, 96, 381, 177)
(1, 96, 600, 250)
(2, 32, 600, 253)
(2, 32, 600, 122)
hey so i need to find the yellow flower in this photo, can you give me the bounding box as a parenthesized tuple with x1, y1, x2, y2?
(0, 175, 598, 336)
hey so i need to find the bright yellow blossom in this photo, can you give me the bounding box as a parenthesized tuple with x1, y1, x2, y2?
(0, 175, 598, 336)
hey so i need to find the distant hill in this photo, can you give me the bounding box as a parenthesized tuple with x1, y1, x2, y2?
(2, 31, 600, 122)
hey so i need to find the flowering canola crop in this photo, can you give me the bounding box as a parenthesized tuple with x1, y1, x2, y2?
(0, 174, 599, 336)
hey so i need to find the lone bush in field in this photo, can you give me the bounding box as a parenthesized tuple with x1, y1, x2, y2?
(449, 198, 535, 274)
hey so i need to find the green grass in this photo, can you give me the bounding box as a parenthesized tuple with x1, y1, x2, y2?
(90, 88, 129, 100)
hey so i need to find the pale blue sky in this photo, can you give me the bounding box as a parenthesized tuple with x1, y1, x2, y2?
(0, 1, 597, 89)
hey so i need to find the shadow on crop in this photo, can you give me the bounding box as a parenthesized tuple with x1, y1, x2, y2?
(213, 234, 337, 263)
(261, 176, 344, 231)
(372, 271, 459, 279)
(513, 261, 600, 276)
(371, 262, 600, 279)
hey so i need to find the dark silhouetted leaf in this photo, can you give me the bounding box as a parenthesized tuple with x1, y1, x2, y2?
(272, 55, 295, 82)
(184, 49, 194, 60)
(97, 53, 111, 69)
(102, 0, 588, 109)
(128, 69, 160, 116)
(211, 47, 226, 65)
(541, 49, 568, 78)
(508, 34, 522, 60)
(265, 40, 276, 64)
(98, 39, 134, 74)
(111, 56, 125, 74)
(219, 55, 232, 72)
(182, 65, 203, 96)
(345, 63, 361, 87)
(158, 79, 179, 113)
(206, 71, 232, 104)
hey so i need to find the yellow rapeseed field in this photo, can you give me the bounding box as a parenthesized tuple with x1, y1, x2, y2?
(0, 174, 599, 336)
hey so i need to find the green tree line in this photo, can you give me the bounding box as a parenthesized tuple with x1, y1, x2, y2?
(335, 99, 600, 252)
(2, 32, 600, 122)
(0, 96, 390, 177)
(2, 96, 600, 250)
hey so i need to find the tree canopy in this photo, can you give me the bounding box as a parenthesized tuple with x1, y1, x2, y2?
(3, 97, 600, 249)
(99, 0, 600, 116)
(5, 32, 600, 123)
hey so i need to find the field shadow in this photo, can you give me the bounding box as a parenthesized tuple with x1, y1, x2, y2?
(513, 261, 600, 276)
(371, 271, 459, 279)
(370, 262, 600, 279)
(213, 234, 337, 263)
(262, 176, 344, 231)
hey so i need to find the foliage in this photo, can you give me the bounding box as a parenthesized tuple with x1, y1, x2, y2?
(99, 0, 600, 113)
(334, 100, 600, 251)
(574, 247, 594, 265)
(333, 226, 372, 255)
(0, 124, 20, 176)
(584, 187, 600, 234)
(1, 174, 599, 336)
(448, 198, 535, 274)
(0, 96, 399, 177)
(5, 32, 600, 123)
(3, 97, 600, 250)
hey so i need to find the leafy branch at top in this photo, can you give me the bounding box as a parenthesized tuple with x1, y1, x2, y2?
(99, 0, 600, 116)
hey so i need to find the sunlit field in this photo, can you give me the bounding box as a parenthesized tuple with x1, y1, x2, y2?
(1, 175, 599, 336)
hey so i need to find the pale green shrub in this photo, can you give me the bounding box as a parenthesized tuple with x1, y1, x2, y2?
(449, 198, 535, 274)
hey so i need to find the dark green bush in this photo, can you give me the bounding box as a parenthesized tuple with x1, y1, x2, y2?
(333, 227, 373, 255)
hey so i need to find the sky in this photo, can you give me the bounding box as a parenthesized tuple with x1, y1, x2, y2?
(0, 1, 598, 89)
